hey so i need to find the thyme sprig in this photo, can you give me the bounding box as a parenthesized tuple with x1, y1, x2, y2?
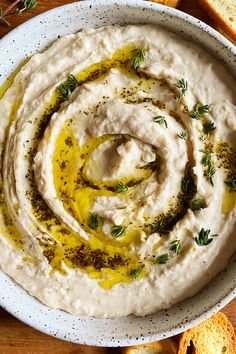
(175, 78, 188, 98)
(200, 149, 216, 186)
(111, 225, 126, 238)
(117, 182, 128, 193)
(16, 0, 37, 14)
(169, 240, 182, 255)
(153, 115, 168, 128)
(203, 121, 216, 134)
(178, 129, 188, 140)
(56, 74, 80, 100)
(191, 103, 209, 120)
(154, 253, 170, 264)
(131, 49, 147, 71)
(88, 214, 99, 230)
(0, 0, 37, 26)
(195, 228, 217, 246)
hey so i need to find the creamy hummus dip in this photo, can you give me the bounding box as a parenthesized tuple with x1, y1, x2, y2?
(0, 25, 235, 318)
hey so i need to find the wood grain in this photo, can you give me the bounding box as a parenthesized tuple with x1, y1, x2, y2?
(0, 0, 235, 353)
(0, 307, 116, 354)
(0, 301, 235, 353)
(0, 0, 76, 39)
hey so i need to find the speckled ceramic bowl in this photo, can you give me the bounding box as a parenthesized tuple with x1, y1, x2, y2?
(0, 0, 235, 346)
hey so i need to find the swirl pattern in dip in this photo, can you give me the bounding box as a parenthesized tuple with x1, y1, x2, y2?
(0, 25, 235, 317)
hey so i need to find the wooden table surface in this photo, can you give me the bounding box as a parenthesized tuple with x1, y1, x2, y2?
(0, 0, 235, 353)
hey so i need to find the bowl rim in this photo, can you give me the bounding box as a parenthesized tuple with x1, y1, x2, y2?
(1, 0, 235, 54)
(0, 0, 235, 347)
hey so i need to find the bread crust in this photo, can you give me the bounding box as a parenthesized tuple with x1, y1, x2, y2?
(211, 20, 236, 45)
(121, 339, 177, 353)
(146, 0, 181, 8)
(178, 312, 236, 354)
(199, 0, 236, 42)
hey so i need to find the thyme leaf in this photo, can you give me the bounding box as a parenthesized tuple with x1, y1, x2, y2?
(203, 121, 216, 134)
(88, 214, 98, 230)
(169, 240, 182, 255)
(207, 165, 216, 186)
(190, 103, 209, 120)
(200, 149, 216, 186)
(117, 182, 128, 192)
(130, 265, 144, 279)
(111, 225, 126, 238)
(200, 149, 211, 167)
(131, 49, 147, 71)
(57, 84, 71, 99)
(0, 0, 37, 25)
(56, 74, 80, 99)
(16, 0, 37, 14)
(154, 253, 170, 264)
(190, 197, 205, 211)
(178, 129, 188, 140)
(67, 74, 80, 90)
(175, 78, 188, 98)
(153, 115, 168, 128)
(195, 228, 217, 246)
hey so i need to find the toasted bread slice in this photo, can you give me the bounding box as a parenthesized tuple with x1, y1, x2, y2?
(199, 0, 236, 42)
(178, 312, 236, 354)
(211, 20, 236, 44)
(146, 0, 181, 8)
(121, 339, 177, 354)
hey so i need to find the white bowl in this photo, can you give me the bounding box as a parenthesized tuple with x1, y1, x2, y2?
(0, 0, 235, 346)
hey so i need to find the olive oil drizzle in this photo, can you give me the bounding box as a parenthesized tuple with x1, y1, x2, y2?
(0, 59, 30, 249)
(15, 46, 156, 289)
(216, 142, 236, 213)
(1, 44, 235, 291)
(0, 45, 198, 289)
(198, 133, 236, 212)
(50, 46, 198, 285)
